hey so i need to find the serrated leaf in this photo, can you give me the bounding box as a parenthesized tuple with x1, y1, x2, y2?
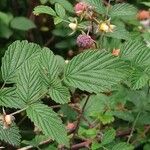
(130, 69, 149, 90)
(112, 142, 134, 150)
(55, 3, 66, 18)
(85, 0, 106, 14)
(1, 40, 41, 83)
(106, 26, 130, 40)
(109, 3, 137, 19)
(10, 17, 36, 31)
(26, 103, 69, 146)
(113, 111, 134, 122)
(0, 88, 22, 109)
(98, 111, 114, 125)
(16, 59, 41, 106)
(50, 0, 74, 13)
(0, 123, 21, 146)
(48, 79, 70, 104)
(39, 47, 59, 86)
(64, 50, 127, 93)
(121, 41, 150, 66)
(33, 5, 56, 16)
(101, 128, 116, 145)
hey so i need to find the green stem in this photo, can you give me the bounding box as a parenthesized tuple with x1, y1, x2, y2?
(127, 111, 141, 143)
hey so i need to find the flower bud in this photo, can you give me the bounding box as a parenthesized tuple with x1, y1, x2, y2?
(69, 23, 77, 31)
(74, 2, 87, 16)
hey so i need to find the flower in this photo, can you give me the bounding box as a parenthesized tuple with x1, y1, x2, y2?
(98, 20, 115, 33)
(76, 34, 94, 49)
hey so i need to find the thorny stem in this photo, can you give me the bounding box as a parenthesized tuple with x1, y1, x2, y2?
(127, 111, 141, 143)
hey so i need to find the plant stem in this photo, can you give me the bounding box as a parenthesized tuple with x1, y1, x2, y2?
(1, 82, 6, 89)
(10, 107, 28, 116)
(71, 94, 90, 144)
(127, 111, 141, 143)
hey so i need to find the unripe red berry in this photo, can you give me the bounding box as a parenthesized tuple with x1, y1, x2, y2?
(76, 34, 94, 49)
(74, 2, 87, 16)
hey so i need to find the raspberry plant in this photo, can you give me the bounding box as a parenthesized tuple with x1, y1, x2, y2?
(0, 0, 150, 149)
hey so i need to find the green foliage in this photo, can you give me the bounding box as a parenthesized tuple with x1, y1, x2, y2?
(85, 0, 106, 14)
(33, 5, 56, 16)
(55, 3, 66, 18)
(101, 128, 116, 145)
(0, 88, 20, 109)
(0, 123, 21, 146)
(26, 103, 69, 147)
(10, 17, 36, 31)
(64, 50, 127, 93)
(109, 3, 137, 19)
(1, 40, 41, 83)
(112, 142, 134, 150)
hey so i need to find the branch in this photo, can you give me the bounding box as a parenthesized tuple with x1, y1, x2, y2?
(71, 94, 90, 143)
(17, 139, 51, 150)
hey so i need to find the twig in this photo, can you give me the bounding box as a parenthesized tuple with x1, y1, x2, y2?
(127, 111, 141, 143)
(71, 95, 90, 144)
(71, 140, 91, 150)
(17, 139, 51, 150)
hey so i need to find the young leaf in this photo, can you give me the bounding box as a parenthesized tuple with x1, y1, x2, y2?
(101, 128, 116, 145)
(85, 0, 106, 14)
(48, 79, 70, 104)
(33, 5, 56, 16)
(0, 123, 21, 146)
(1, 40, 41, 83)
(55, 3, 66, 18)
(112, 142, 134, 150)
(109, 3, 137, 19)
(0, 88, 22, 109)
(16, 59, 41, 106)
(63, 50, 127, 93)
(10, 17, 36, 31)
(26, 103, 69, 146)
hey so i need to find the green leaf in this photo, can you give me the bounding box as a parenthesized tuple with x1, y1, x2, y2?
(109, 3, 137, 19)
(112, 142, 134, 150)
(113, 111, 134, 122)
(141, 2, 150, 7)
(101, 128, 116, 145)
(54, 17, 63, 25)
(50, 0, 74, 13)
(98, 111, 114, 125)
(130, 68, 149, 90)
(64, 50, 127, 93)
(0, 11, 13, 25)
(0, 123, 21, 146)
(33, 5, 56, 16)
(55, 3, 66, 18)
(22, 135, 49, 148)
(85, 0, 106, 14)
(16, 59, 41, 106)
(26, 103, 69, 146)
(1, 40, 41, 83)
(39, 47, 59, 86)
(48, 79, 70, 104)
(10, 17, 36, 31)
(0, 88, 22, 109)
(0, 22, 13, 39)
(106, 26, 130, 40)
